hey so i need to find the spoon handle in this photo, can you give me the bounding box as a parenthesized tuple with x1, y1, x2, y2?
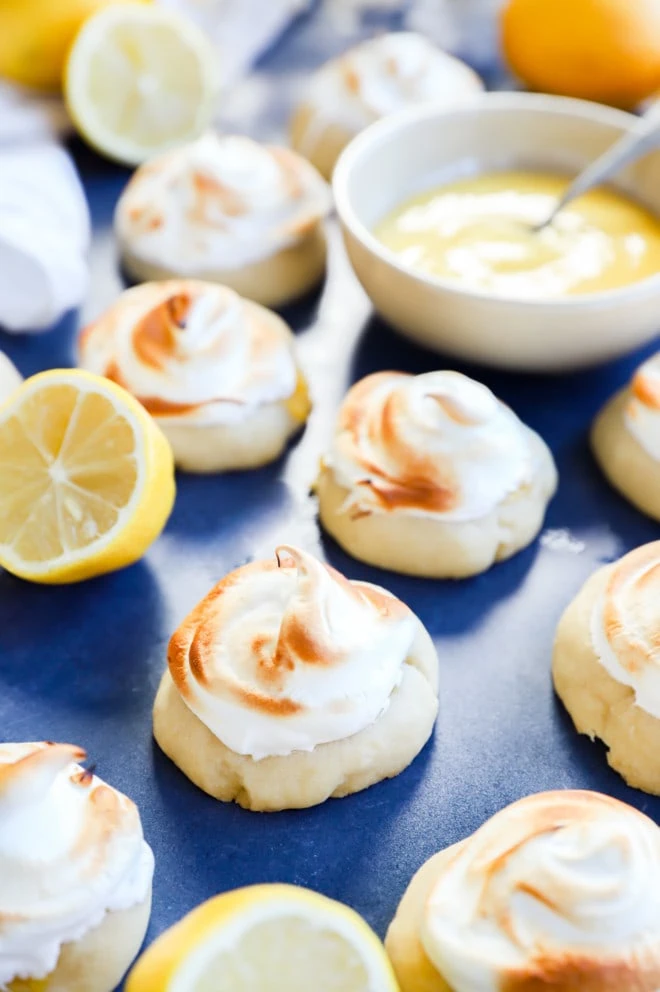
(538, 102, 660, 230)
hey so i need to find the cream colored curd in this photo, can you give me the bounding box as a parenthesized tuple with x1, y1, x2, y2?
(375, 171, 660, 299)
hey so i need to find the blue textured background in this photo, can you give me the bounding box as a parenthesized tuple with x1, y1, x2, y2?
(1, 5, 659, 988)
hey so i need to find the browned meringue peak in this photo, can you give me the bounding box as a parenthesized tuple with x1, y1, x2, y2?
(79, 280, 298, 421)
(335, 372, 459, 513)
(591, 540, 660, 720)
(0, 742, 154, 989)
(115, 133, 332, 272)
(0, 742, 86, 805)
(168, 546, 418, 758)
(328, 370, 533, 519)
(422, 790, 660, 992)
(269, 544, 409, 673)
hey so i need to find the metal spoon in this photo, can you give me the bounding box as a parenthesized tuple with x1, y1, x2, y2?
(534, 102, 660, 233)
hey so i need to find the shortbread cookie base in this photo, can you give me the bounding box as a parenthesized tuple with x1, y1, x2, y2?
(158, 402, 301, 473)
(553, 564, 660, 795)
(27, 890, 152, 992)
(119, 226, 327, 309)
(153, 623, 439, 812)
(385, 846, 458, 992)
(592, 388, 660, 522)
(289, 103, 355, 181)
(316, 432, 557, 578)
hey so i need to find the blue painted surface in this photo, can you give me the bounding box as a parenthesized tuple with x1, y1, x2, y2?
(1, 6, 659, 988)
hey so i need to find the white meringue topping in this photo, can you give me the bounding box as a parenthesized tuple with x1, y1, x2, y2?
(0, 144, 89, 333)
(295, 32, 482, 153)
(591, 541, 660, 719)
(79, 280, 299, 425)
(0, 353, 22, 404)
(169, 545, 419, 759)
(422, 791, 660, 992)
(0, 742, 153, 986)
(115, 132, 332, 272)
(624, 352, 660, 461)
(325, 370, 536, 520)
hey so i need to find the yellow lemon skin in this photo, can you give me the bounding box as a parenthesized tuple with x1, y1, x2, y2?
(502, 0, 660, 110)
(126, 884, 399, 992)
(0, 369, 175, 585)
(0, 0, 149, 92)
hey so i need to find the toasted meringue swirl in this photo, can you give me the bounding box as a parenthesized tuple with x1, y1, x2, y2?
(325, 371, 536, 520)
(79, 280, 299, 424)
(591, 541, 660, 719)
(624, 352, 660, 461)
(295, 32, 483, 153)
(168, 545, 419, 758)
(422, 790, 660, 992)
(0, 742, 153, 986)
(115, 133, 332, 272)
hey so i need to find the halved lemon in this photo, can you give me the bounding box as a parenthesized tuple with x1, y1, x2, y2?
(126, 884, 399, 992)
(64, 3, 218, 166)
(0, 369, 175, 584)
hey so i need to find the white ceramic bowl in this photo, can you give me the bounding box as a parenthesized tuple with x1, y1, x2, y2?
(333, 92, 660, 371)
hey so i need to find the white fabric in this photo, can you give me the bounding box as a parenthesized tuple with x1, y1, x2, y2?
(0, 143, 90, 333)
(159, 0, 312, 86)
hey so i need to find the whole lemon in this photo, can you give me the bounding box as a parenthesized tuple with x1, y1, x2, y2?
(0, 0, 150, 91)
(502, 0, 660, 109)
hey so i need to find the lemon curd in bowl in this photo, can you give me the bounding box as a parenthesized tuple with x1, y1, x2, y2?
(333, 94, 660, 371)
(374, 170, 660, 300)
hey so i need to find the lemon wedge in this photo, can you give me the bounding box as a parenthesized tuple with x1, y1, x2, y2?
(0, 369, 175, 584)
(64, 3, 218, 166)
(126, 884, 399, 992)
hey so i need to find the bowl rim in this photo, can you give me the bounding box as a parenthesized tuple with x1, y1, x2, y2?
(332, 91, 660, 310)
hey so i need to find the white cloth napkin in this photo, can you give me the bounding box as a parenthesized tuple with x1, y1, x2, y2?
(0, 352, 23, 401)
(161, 0, 312, 87)
(0, 143, 90, 332)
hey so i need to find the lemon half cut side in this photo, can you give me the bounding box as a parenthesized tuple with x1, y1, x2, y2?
(65, 3, 218, 166)
(0, 368, 175, 584)
(126, 884, 400, 992)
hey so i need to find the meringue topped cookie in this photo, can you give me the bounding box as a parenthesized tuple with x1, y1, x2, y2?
(593, 351, 660, 520)
(316, 370, 557, 577)
(290, 32, 484, 180)
(115, 132, 332, 308)
(386, 789, 660, 992)
(154, 545, 438, 810)
(554, 541, 660, 795)
(0, 742, 153, 992)
(79, 280, 311, 472)
(0, 352, 22, 403)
